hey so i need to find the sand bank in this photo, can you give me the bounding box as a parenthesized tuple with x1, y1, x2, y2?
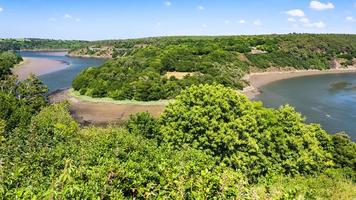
(13, 57, 69, 80)
(243, 68, 356, 99)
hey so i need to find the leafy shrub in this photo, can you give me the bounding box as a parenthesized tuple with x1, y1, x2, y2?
(126, 112, 159, 139)
(159, 84, 334, 180)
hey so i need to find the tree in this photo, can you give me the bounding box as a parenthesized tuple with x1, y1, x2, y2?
(158, 84, 333, 180)
(16, 74, 48, 111)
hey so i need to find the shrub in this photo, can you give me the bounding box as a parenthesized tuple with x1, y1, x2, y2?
(159, 84, 333, 179)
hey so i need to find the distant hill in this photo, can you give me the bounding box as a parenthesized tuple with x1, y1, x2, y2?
(69, 34, 356, 101)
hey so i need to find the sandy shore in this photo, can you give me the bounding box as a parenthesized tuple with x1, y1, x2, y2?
(243, 68, 356, 99)
(13, 57, 69, 80)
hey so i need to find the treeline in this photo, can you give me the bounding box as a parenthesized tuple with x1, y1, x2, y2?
(0, 38, 89, 51)
(1, 80, 355, 198)
(72, 34, 356, 101)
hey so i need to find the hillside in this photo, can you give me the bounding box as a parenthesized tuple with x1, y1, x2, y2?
(71, 34, 356, 101)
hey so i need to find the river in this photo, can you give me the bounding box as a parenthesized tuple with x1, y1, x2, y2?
(19, 51, 107, 92)
(256, 73, 356, 140)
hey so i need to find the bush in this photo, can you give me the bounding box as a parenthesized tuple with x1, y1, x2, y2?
(126, 112, 159, 139)
(158, 84, 334, 180)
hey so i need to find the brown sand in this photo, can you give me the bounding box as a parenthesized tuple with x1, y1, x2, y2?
(50, 90, 165, 125)
(13, 57, 68, 80)
(243, 68, 356, 99)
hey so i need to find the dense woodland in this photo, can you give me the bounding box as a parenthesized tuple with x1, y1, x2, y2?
(0, 38, 88, 51)
(0, 36, 356, 198)
(71, 34, 356, 101)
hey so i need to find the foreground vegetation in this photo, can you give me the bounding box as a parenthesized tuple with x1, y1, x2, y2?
(0, 51, 22, 79)
(1, 65, 355, 198)
(72, 34, 356, 101)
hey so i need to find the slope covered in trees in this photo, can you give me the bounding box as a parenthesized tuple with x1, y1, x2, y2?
(0, 51, 22, 79)
(72, 34, 356, 101)
(1, 81, 355, 199)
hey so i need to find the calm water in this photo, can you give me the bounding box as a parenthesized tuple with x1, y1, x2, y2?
(19, 51, 106, 92)
(256, 73, 356, 140)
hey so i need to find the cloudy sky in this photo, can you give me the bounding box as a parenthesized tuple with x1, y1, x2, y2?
(0, 0, 355, 40)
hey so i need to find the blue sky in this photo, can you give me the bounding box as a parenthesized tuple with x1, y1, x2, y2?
(0, 0, 355, 40)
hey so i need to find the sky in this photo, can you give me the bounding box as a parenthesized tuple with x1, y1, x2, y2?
(0, 0, 355, 40)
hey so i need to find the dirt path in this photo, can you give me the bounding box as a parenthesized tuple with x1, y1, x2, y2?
(49, 90, 166, 125)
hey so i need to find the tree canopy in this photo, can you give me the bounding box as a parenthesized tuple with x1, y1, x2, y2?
(72, 34, 356, 101)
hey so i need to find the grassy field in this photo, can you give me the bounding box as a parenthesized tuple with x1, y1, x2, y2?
(69, 88, 173, 106)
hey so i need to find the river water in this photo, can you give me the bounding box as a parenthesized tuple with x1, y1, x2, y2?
(256, 73, 356, 140)
(19, 51, 106, 92)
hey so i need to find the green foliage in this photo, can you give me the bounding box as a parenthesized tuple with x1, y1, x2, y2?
(0, 38, 89, 51)
(126, 112, 159, 139)
(72, 34, 356, 101)
(0, 75, 48, 133)
(330, 133, 356, 170)
(0, 51, 22, 79)
(29, 103, 79, 145)
(158, 84, 336, 180)
(1, 74, 356, 198)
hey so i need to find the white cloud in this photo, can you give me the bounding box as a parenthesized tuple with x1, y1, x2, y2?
(224, 20, 230, 24)
(346, 16, 356, 22)
(309, 1, 335, 11)
(253, 19, 262, 26)
(304, 21, 326, 28)
(164, 1, 172, 7)
(287, 18, 296, 22)
(0, 7, 3, 12)
(285, 9, 305, 17)
(238, 19, 246, 24)
(64, 14, 72, 19)
(295, 16, 325, 28)
(197, 5, 205, 10)
(75, 18, 81, 22)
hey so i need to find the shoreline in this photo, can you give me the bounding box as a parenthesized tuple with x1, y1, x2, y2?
(67, 53, 112, 59)
(243, 67, 356, 99)
(49, 89, 166, 124)
(13, 57, 69, 80)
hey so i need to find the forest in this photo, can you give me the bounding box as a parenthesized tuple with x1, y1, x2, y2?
(0, 38, 89, 51)
(71, 34, 356, 101)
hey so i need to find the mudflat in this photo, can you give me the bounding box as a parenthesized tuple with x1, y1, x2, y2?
(50, 90, 166, 124)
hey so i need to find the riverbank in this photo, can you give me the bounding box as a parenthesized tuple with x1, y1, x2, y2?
(49, 89, 166, 125)
(243, 67, 356, 99)
(67, 53, 112, 59)
(12, 57, 69, 80)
